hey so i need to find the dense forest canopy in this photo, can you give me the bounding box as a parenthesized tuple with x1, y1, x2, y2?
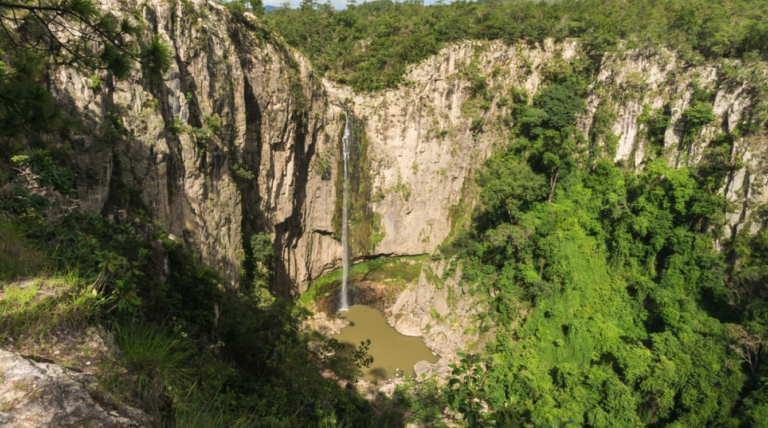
(267, 0, 768, 91)
(437, 72, 768, 425)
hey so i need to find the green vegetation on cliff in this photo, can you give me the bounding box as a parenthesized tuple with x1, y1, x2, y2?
(1, 143, 415, 427)
(268, 0, 768, 92)
(439, 62, 768, 427)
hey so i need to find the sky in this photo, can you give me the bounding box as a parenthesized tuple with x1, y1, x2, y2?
(265, 0, 447, 13)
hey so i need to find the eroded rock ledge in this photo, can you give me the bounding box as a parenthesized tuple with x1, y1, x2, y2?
(0, 350, 152, 428)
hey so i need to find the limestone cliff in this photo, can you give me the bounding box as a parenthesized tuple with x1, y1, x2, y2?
(51, 0, 767, 295)
(49, 0, 331, 295)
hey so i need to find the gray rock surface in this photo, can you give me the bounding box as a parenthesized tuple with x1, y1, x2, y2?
(0, 350, 152, 428)
(413, 360, 433, 380)
(306, 311, 350, 335)
(433, 296, 449, 317)
(44, 0, 768, 296)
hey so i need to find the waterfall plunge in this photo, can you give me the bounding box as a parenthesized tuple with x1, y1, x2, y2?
(339, 108, 353, 311)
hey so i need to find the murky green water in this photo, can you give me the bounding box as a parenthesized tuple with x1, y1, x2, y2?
(334, 305, 437, 382)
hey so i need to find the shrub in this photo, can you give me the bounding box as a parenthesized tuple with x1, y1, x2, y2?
(0, 220, 45, 280)
(113, 322, 192, 412)
(11, 149, 77, 197)
(534, 84, 584, 130)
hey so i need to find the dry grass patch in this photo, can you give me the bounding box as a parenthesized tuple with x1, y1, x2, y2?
(0, 275, 107, 374)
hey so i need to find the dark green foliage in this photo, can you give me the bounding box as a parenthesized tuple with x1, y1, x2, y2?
(638, 104, 672, 153)
(230, 163, 255, 181)
(160, 250, 224, 333)
(0, 0, 173, 163)
(102, 151, 152, 220)
(682, 101, 716, 144)
(0, 52, 62, 139)
(476, 153, 546, 224)
(0, 182, 50, 215)
(267, 0, 768, 92)
(249, 232, 273, 289)
(509, 82, 586, 203)
(1, 0, 141, 78)
(250, 232, 273, 268)
(446, 353, 507, 428)
(1, 157, 399, 426)
(113, 322, 193, 411)
(24, 208, 143, 273)
(12, 150, 77, 197)
(590, 98, 619, 160)
(314, 148, 333, 180)
(0, 219, 45, 280)
(445, 150, 752, 425)
(222, 0, 265, 20)
(470, 117, 483, 135)
(535, 84, 585, 131)
(1, 151, 149, 316)
(438, 66, 768, 424)
(143, 34, 173, 78)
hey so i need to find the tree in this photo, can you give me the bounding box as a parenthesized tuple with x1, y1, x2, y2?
(681, 101, 715, 146)
(477, 152, 546, 224)
(534, 129, 579, 203)
(0, 0, 171, 142)
(250, 232, 274, 290)
(447, 353, 513, 428)
(535, 84, 584, 130)
(728, 324, 765, 374)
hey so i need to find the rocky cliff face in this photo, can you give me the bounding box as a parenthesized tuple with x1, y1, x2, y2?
(50, 0, 331, 294)
(52, 0, 767, 295)
(581, 47, 768, 242)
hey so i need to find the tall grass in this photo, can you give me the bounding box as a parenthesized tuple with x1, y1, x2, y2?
(0, 274, 99, 345)
(169, 401, 258, 428)
(112, 322, 192, 414)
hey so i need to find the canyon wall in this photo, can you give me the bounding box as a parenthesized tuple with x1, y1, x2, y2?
(49, 0, 334, 294)
(51, 0, 767, 295)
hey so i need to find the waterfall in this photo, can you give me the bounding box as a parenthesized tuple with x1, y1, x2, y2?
(339, 106, 353, 311)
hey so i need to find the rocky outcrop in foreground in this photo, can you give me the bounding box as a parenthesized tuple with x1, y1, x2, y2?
(0, 350, 152, 428)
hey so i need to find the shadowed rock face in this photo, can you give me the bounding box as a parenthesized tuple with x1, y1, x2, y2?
(50, 0, 768, 295)
(0, 350, 153, 427)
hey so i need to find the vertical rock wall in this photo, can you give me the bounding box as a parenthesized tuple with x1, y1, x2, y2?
(49, 0, 335, 294)
(51, 1, 767, 295)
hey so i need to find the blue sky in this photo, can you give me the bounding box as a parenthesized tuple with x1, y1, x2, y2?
(265, 0, 445, 13)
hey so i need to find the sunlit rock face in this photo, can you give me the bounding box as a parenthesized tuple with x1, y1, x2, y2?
(0, 349, 153, 427)
(52, 0, 767, 294)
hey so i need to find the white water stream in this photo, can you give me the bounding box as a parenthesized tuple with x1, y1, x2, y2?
(339, 107, 352, 311)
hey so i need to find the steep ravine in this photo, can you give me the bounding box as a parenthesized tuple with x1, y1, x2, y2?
(50, 0, 767, 299)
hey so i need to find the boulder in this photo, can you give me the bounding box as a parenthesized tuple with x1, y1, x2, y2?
(416, 286, 431, 306)
(391, 289, 411, 315)
(413, 360, 433, 381)
(307, 311, 349, 335)
(420, 313, 431, 329)
(394, 316, 422, 336)
(433, 296, 449, 317)
(0, 350, 152, 427)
